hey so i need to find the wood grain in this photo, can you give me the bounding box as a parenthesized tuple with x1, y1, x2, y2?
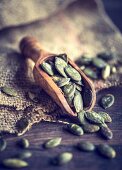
(0, 86, 122, 170)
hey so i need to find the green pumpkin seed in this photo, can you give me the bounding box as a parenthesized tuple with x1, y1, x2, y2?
(102, 65, 111, 80)
(41, 61, 54, 76)
(63, 83, 76, 98)
(98, 112, 112, 123)
(56, 78, 70, 87)
(83, 68, 98, 79)
(65, 65, 81, 81)
(18, 151, 32, 159)
(79, 56, 92, 65)
(18, 138, 29, 148)
(73, 91, 83, 112)
(66, 96, 74, 107)
(85, 111, 104, 124)
(53, 152, 73, 165)
(100, 94, 114, 109)
(82, 123, 100, 133)
(3, 159, 28, 168)
(92, 58, 107, 68)
(97, 144, 116, 158)
(77, 110, 86, 125)
(55, 57, 67, 77)
(76, 84, 82, 91)
(67, 124, 84, 136)
(58, 53, 68, 63)
(44, 137, 62, 149)
(78, 141, 95, 151)
(0, 138, 7, 151)
(100, 124, 113, 139)
(111, 66, 117, 74)
(1, 86, 17, 97)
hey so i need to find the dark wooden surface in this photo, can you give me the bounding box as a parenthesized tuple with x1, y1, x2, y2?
(0, 86, 122, 170)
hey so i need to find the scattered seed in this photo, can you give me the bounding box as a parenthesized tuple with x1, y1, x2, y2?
(111, 66, 117, 74)
(97, 144, 116, 158)
(79, 56, 92, 65)
(17, 151, 32, 159)
(100, 94, 115, 109)
(73, 91, 83, 112)
(1, 86, 17, 97)
(92, 58, 107, 69)
(78, 141, 95, 152)
(53, 152, 73, 165)
(2, 159, 28, 168)
(100, 124, 113, 139)
(65, 65, 81, 81)
(83, 68, 98, 79)
(41, 61, 54, 76)
(98, 112, 112, 123)
(67, 124, 84, 136)
(44, 137, 62, 149)
(102, 65, 111, 80)
(18, 138, 29, 148)
(97, 52, 115, 61)
(0, 138, 7, 152)
(85, 111, 104, 124)
(82, 123, 100, 133)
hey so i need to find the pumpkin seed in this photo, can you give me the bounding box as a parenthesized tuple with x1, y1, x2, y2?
(18, 138, 29, 148)
(85, 111, 104, 124)
(76, 84, 82, 91)
(97, 52, 115, 61)
(100, 124, 113, 139)
(97, 144, 116, 158)
(55, 57, 67, 77)
(44, 137, 62, 149)
(58, 53, 68, 63)
(67, 124, 84, 136)
(102, 65, 111, 80)
(79, 56, 92, 65)
(98, 112, 112, 123)
(111, 66, 117, 74)
(41, 61, 54, 76)
(83, 68, 98, 79)
(100, 94, 114, 109)
(1, 86, 17, 97)
(73, 91, 83, 112)
(80, 65, 85, 70)
(18, 151, 32, 159)
(82, 123, 100, 133)
(78, 141, 95, 151)
(2, 159, 28, 168)
(53, 152, 73, 165)
(77, 110, 86, 125)
(63, 83, 76, 98)
(65, 65, 81, 81)
(0, 138, 7, 151)
(56, 78, 70, 87)
(92, 58, 107, 68)
(73, 80, 83, 86)
(66, 96, 74, 107)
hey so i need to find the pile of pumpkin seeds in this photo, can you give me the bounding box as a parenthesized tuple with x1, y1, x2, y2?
(0, 136, 116, 168)
(76, 52, 117, 80)
(40, 54, 85, 112)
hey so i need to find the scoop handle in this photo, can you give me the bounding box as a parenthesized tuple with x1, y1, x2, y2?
(20, 36, 45, 63)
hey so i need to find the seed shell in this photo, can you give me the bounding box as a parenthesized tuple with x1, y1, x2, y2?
(3, 159, 28, 168)
(1, 86, 17, 97)
(100, 124, 113, 139)
(67, 124, 84, 136)
(73, 91, 83, 113)
(55, 57, 67, 77)
(0, 138, 7, 152)
(98, 112, 112, 123)
(85, 111, 104, 124)
(44, 137, 62, 149)
(53, 152, 73, 165)
(18, 138, 29, 148)
(41, 61, 54, 76)
(78, 141, 95, 152)
(97, 144, 116, 158)
(100, 94, 114, 109)
(65, 65, 81, 81)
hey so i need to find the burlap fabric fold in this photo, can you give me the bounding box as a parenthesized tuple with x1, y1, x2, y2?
(0, 0, 122, 135)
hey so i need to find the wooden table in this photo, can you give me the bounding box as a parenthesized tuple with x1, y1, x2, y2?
(0, 86, 122, 170)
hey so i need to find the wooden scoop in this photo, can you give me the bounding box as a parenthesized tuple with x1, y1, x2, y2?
(20, 36, 96, 116)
